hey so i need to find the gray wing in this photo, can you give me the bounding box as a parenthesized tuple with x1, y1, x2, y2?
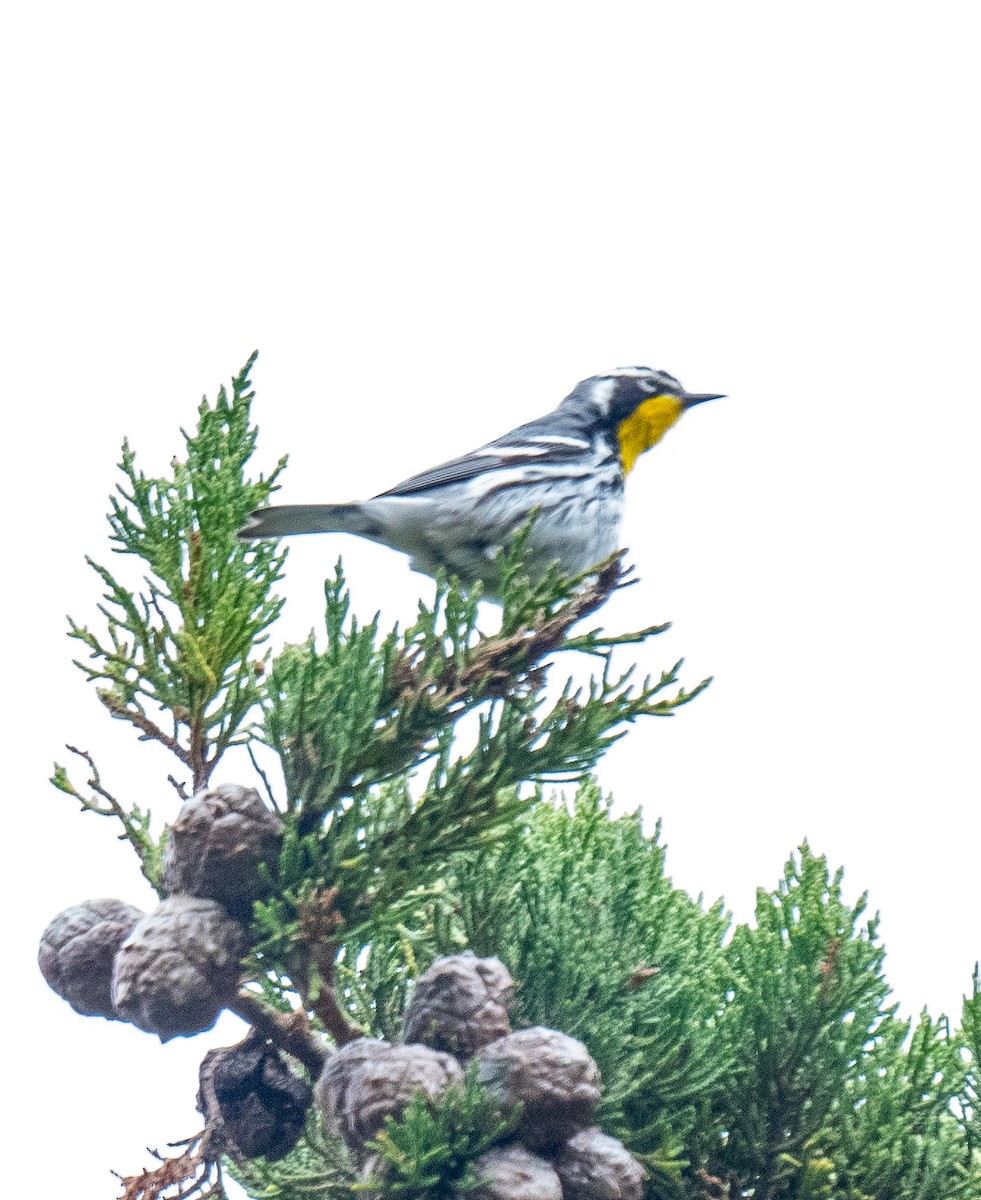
(375, 424, 591, 499)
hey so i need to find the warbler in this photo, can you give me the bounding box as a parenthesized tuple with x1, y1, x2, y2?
(240, 367, 721, 598)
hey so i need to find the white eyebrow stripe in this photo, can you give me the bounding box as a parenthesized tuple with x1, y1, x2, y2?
(588, 378, 617, 411)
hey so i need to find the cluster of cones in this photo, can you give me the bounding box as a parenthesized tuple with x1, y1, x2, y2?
(317, 952, 645, 1199)
(39, 784, 281, 1038)
(39, 785, 644, 1197)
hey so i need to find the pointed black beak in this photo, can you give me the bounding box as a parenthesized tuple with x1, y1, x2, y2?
(680, 392, 725, 409)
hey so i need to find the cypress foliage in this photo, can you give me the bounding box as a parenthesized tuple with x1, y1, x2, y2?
(42, 358, 981, 1199)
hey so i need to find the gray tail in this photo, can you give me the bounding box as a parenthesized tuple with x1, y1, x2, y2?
(239, 503, 377, 540)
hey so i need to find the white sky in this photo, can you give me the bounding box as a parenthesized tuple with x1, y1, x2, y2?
(3, 4, 980, 1196)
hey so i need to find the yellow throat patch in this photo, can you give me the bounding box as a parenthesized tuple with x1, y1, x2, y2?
(616, 394, 684, 474)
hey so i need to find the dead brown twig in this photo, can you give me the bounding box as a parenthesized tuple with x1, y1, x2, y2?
(114, 1134, 224, 1200)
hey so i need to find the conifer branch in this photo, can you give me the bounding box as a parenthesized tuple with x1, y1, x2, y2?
(306, 952, 362, 1049)
(51, 746, 163, 892)
(167, 774, 190, 801)
(227, 992, 327, 1076)
(95, 686, 191, 764)
(254, 549, 711, 952)
(63, 353, 287, 797)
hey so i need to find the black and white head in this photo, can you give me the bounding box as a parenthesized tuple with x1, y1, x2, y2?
(560, 366, 723, 471)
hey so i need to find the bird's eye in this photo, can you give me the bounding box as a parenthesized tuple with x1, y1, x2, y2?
(638, 377, 658, 393)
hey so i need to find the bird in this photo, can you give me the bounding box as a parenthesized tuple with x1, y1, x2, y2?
(239, 367, 722, 599)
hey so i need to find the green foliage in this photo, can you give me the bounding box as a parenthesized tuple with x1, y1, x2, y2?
(408, 798, 981, 1200)
(436, 783, 730, 1173)
(962, 966, 981, 1159)
(825, 1009, 974, 1199)
(363, 1065, 516, 1199)
(252, 547, 706, 965)
(262, 537, 706, 833)
(62, 351, 286, 794)
(706, 845, 891, 1195)
(51, 748, 166, 891)
(336, 924, 436, 1044)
